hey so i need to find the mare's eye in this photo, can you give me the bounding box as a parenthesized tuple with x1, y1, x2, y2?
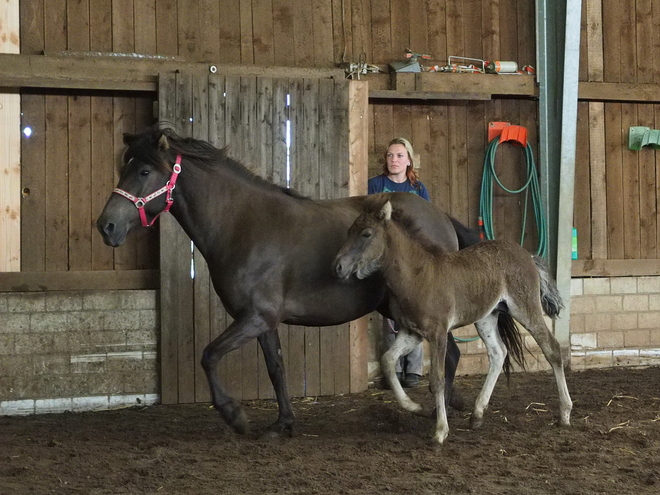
(139, 169, 150, 177)
(361, 230, 372, 239)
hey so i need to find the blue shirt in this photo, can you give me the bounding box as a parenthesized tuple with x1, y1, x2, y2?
(367, 175, 430, 201)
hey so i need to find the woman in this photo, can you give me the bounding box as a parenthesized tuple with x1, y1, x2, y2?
(368, 137, 428, 388)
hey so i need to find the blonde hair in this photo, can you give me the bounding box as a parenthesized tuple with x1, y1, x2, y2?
(381, 137, 421, 187)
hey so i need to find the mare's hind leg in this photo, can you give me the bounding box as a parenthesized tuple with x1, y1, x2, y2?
(382, 328, 429, 416)
(257, 330, 295, 438)
(201, 314, 274, 434)
(470, 313, 507, 430)
(508, 301, 573, 426)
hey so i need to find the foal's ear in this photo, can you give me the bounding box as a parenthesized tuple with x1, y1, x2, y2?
(158, 133, 170, 151)
(378, 201, 393, 221)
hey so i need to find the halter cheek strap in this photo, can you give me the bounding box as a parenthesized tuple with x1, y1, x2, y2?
(113, 154, 182, 227)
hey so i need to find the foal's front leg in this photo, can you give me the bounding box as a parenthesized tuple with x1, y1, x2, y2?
(201, 314, 274, 434)
(381, 327, 429, 416)
(428, 332, 449, 445)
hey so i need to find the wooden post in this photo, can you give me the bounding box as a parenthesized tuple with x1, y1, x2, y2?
(0, 0, 20, 271)
(348, 80, 369, 393)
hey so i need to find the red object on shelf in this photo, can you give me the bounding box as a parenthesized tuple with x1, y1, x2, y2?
(488, 122, 528, 147)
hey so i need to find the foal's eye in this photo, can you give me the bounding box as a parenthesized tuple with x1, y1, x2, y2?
(361, 230, 372, 239)
(139, 170, 150, 177)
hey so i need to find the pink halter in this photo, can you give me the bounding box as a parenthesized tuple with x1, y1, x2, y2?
(113, 155, 182, 227)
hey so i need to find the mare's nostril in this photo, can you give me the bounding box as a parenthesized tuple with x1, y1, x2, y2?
(104, 223, 115, 235)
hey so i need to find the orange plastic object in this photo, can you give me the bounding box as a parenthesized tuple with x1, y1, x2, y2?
(488, 122, 527, 147)
(488, 122, 510, 142)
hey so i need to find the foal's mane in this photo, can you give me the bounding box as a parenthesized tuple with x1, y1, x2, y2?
(125, 125, 308, 200)
(363, 194, 444, 256)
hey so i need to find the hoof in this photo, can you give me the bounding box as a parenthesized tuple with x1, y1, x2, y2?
(469, 414, 483, 430)
(219, 403, 249, 435)
(260, 422, 294, 440)
(425, 438, 444, 452)
(448, 390, 465, 411)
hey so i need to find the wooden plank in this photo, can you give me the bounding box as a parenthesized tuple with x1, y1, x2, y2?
(174, 73, 196, 404)
(409, 0, 428, 57)
(465, 101, 486, 227)
(319, 325, 336, 396)
(578, 82, 660, 103)
(347, 80, 369, 394)
(370, 0, 392, 64)
(369, 90, 491, 101)
(601, 0, 621, 82)
(199, 0, 221, 61)
(417, 73, 537, 97)
(604, 103, 624, 258)
(44, 0, 67, 51)
(587, 101, 607, 259)
(178, 1, 200, 59)
(90, 96, 115, 270)
(574, 102, 593, 259)
(390, 0, 409, 61)
(637, 104, 657, 259)
(272, 0, 295, 66)
(498, 0, 517, 62)
(44, 95, 69, 271)
(252, 0, 275, 66)
(134, 0, 157, 54)
(0, 54, 343, 91)
(192, 74, 211, 403)
(427, 0, 447, 65)
(19, 0, 45, 54)
(287, 324, 305, 397)
(312, 0, 334, 67)
(66, 0, 90, 51)
(572, 259, 660, 277)
(331, 0, 351, 64)
(482, 0, 500, 61)
(19, 93, 46, 271)
(155, 0, 178, 56)
(68, 94, 93, 271)
(158, 73, 179, 405)
(0, 0, 20, 272)
(428, 104, 450, 212)
(293, 0, 314, 66)
(238, 0, 254, 64)
(621, 103, 640, 259)
(448, 103, 468, 220)
(586, 0, 604, 81)
(350, 0, 371, 67)
(111, 0, 134, 52)
(0, 269, 159, 292)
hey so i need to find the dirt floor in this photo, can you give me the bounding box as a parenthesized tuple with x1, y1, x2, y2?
(1, 366, 659, 494)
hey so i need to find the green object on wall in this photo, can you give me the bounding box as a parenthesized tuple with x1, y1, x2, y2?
(628, 127, 660, 150)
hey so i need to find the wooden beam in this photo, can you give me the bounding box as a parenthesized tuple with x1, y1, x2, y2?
(0, 53, 343, 92)
(369, 90, 491, 101)
(414, 73, 537, 97)
(579, 82, 660, 102)
(347, 80, 369, 394)
(0, 1, 20, 272)
(0, 270, 159, 292)
(572, 260, 660, 277)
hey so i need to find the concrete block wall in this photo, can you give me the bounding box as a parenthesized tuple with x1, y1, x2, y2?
(569, 276, 660, 369)
(0, 290, 159, 415)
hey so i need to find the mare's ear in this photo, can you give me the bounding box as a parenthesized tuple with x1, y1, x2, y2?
(123, 133, 138, 146)
(378, 201, 393, 221)
(158, 133, 170, 151)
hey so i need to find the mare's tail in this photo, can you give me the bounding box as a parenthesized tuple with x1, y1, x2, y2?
(449, 216, 481, 249)
(533, 256, 564, 319)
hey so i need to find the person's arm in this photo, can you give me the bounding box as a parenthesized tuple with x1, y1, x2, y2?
(368, 177, 380, 195)
(419, 182, 431, 201)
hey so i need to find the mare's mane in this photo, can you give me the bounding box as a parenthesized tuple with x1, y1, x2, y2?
(362, 194, 444, 256)
(124, 125, 308, 200)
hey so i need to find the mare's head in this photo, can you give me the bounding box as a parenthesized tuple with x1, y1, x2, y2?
(333, 197, 394, 280)
(97, 127, 181, 247)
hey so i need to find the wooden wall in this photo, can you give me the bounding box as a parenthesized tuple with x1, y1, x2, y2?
(17, 0, 540, 276)
(575, 0, 660, 266)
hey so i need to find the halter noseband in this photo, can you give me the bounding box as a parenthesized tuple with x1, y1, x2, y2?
(113, 155, 182, 227)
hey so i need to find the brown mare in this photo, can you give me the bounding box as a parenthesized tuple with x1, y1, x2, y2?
(333, 196, 572, 445)
(97, 126, 508, 437)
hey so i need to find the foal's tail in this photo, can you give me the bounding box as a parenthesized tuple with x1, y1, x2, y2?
(533, 256, 564, 319)
(498, 312, 526, 382)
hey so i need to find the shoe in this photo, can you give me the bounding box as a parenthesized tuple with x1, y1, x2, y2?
(382, 372, 402, 390)
(402, 373, 420, 388)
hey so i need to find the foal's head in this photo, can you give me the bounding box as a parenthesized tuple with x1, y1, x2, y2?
(333, 198, 394, 280)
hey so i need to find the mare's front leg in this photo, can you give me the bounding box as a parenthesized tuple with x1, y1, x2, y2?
(201, 314, 274, 434)
(257, 330, 295, 438)
(382, 328, 430, 416)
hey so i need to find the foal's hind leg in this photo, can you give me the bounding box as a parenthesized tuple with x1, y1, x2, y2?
(509, 301, 573, 426)
(382, 328, 429, 416)
(428, 332, 450, 445)
(470, 313, 507, 430)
